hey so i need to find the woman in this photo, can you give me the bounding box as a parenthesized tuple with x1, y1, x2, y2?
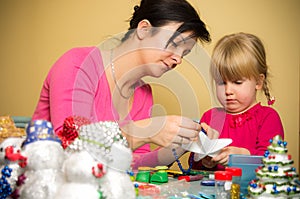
(32, 0, 211, 169)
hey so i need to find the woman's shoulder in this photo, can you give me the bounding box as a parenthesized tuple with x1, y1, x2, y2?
(49, 46, 101, 77)
(65, 46, 97, 54)
(62, 46, 98, 61)
(51, 46, 98, 66)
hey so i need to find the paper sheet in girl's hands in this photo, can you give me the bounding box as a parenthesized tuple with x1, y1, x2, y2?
(181, 131, 232, 160)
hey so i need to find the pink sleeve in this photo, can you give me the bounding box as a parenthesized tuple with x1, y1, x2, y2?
(132, 149, 159, 170)
(33, 47, 101, 132)
(251, 107, 284, 155)
(130, 84, 157, 169)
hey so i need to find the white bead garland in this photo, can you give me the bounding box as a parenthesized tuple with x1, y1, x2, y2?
(66, 121, 128, 163)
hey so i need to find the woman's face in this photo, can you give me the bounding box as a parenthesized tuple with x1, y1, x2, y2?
(138, 22, 197, 78)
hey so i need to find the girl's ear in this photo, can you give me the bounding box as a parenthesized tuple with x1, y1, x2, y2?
(136, 19, 152, 40)
(256, 74, 265, 90)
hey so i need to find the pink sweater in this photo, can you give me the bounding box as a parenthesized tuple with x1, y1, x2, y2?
(190, 103, 284, 170)
(32, 47, 159, 169)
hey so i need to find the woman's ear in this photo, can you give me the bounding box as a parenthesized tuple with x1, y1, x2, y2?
(256, 74, 265, 90)
(136, 19, 152, 40)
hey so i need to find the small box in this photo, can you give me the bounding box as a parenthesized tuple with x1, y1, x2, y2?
(228, 154, 263, 195)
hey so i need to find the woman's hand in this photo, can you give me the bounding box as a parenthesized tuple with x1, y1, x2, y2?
(200, 122, 219, 139)
(120, 115, 200, 150)
(211, 146, 250, 165)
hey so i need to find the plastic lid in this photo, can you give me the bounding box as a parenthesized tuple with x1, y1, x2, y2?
(225, 167, 242, 176)
(214, 171, 232, 181)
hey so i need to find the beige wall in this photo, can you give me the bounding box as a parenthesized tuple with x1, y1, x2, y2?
(0, 0, 299, 170)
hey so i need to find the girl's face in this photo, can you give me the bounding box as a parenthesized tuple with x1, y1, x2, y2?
(216, 77, 262, 114)
(137, 22, 196, 78)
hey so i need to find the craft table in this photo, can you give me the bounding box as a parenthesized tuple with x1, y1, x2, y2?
(136, 176, 250, 199)
(136, 177, 217, 199)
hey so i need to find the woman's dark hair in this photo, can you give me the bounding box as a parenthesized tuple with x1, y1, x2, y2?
(122, 0, 211, 44)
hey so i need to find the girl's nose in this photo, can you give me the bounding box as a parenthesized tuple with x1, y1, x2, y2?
(225, 83, 233, 95)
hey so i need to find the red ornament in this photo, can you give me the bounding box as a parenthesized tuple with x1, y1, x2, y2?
(92, 163, 106, 178)
(57, 116, 91, 149)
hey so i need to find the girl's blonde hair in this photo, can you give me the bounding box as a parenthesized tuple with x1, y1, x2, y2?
(210, 32, 272, 102)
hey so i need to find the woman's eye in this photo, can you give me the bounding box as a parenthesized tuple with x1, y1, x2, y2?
(171, 41, 178, 47)
(182, 49, 191, 57)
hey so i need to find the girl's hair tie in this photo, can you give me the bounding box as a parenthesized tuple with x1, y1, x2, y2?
(268, 96, 275, 106)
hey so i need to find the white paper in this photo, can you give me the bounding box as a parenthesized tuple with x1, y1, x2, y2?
(181, 131, 232, 160)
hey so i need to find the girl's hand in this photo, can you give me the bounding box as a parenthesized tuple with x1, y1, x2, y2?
(201, 156, 217, 168)
(211, 146, 250, 165)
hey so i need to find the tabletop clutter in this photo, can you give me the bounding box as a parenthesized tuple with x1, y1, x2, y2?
(0, 115, 299, 199)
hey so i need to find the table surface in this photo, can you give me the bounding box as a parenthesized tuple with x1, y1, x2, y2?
(136, 177, 220, 199)
(136, 177, 250, 199)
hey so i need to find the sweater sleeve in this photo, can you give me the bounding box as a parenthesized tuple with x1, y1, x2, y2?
(131, 150, 159, 170)
(251, 107, 284, 155)
(33, 47, 101, 133)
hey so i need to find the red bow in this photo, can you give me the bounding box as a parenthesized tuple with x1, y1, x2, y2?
(229, 112, 252, 128)
(57, 116, 91, 149)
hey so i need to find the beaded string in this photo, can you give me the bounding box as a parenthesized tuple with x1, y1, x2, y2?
(0, 165, 13, 199)
(172, 148, 193, 175)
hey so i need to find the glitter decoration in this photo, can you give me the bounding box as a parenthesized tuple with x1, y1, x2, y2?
(58, 120, 134, 199)
(57, 116, 91, 149)
(22, 120, 61, 147)
(16, 119, 65, 199)
(70, 121, 128, 163)
(0, 116, 26, 143)
(231, 183, 240, 199)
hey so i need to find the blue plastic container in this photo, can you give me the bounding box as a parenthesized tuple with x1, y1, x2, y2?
(228, 154, 263, 195)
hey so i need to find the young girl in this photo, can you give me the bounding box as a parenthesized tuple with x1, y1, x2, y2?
(189, 32, 284, 170)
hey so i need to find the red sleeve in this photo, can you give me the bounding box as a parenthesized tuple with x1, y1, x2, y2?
(252, 107, 284, 155)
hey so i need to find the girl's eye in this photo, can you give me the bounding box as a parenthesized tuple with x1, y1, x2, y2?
(216, 81, 226, 85)
(234, 80, 243, 84)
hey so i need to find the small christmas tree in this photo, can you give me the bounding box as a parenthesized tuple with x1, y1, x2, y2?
(248, 135, 300, 198)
